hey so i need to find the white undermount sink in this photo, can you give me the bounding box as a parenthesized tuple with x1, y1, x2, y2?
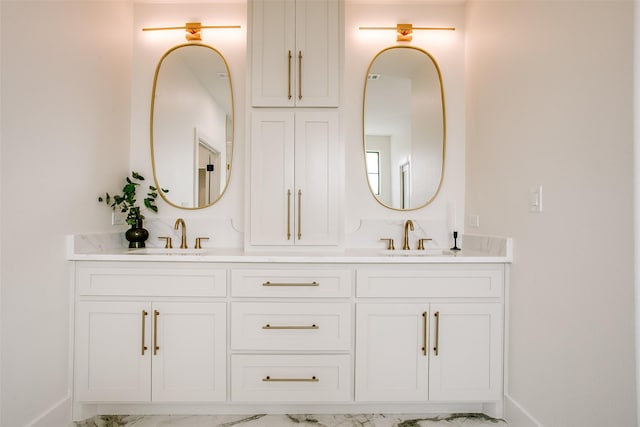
(380, 248, 448, 256)
(125, 248, 207, 256)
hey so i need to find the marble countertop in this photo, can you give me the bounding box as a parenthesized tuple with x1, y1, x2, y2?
(67, 233, 512, 264)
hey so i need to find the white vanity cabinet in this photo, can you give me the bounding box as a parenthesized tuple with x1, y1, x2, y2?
(249, 110, 340, 247)
(73, 262, 227, 403)
(250, 0, 340, 107)
(69, 256, 509, 419)
(355, 266, 505, 404)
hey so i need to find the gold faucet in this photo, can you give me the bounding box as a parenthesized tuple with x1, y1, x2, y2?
(403, 219, 414, 250)
(174, 218, 187, 249)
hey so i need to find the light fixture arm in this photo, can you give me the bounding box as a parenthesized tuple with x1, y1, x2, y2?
(142, 22, 241, 41)
(359, 23, 455, 42)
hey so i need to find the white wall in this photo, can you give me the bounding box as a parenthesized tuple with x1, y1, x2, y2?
(0, 2, 132, 426)
(465, 2, 636, 426)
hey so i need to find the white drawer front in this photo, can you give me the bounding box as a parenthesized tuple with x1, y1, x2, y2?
(231, 302, 351, 351)
(231, 269, 351, 297)
(357, 268, 504, 298)
(231, 355, 351, 402)
(77, 263, 226, 297)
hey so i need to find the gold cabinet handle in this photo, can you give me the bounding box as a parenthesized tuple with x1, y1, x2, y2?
(141, 310, 148, 355)
(287, 189, 292, 240)
(153, 309, 160, 355)
(262, 281, 319, 287)
(287, 50, 292, 100)
(297, 189, 302, 240)
(433, 311, 440, 356)
(263, 375, 318, 382)
(298, 50, 303, 100)
(422, 311, 427, 356)
(262, 324, 319, 330)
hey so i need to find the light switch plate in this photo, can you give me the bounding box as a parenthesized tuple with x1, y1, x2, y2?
(468, 214, 480, 228)
(529, 185, 543, 213)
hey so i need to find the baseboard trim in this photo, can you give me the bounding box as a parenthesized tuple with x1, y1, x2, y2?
(25, 395, 72, 427)
(504, 394, 544, 427)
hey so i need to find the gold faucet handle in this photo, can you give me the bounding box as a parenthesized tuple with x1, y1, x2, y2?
(194, 237, 209, 249)
(158, 236, 173, 249)
(417, 238, 432, 250)
(380, 238, 395, 250)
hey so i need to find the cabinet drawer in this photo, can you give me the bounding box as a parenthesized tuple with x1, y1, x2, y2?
(77, 262, 226, 297)
(231, 355, 351, 402)
(357, 267, 504, 298)
(231, 302, 351, 351)
(231, 269, 351, 297)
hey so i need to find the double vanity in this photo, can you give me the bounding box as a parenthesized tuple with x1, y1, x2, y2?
(71, 0, 511, 422)
(68, 233, 511, 421)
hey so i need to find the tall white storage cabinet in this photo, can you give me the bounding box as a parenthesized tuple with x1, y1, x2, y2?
(249, 110, 340, 246)
(251, 0, 339, 107)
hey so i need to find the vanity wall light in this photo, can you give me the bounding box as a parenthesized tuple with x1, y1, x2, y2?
(359, 23, 455, 42)
(142, 22, 241, 41)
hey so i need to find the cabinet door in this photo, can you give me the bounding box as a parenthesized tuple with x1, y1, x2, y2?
(294, 0, 339, 107)
(151, 302, 227, 402)
(355, 303, 428, 401)
(75, 301, 151, 402)
(251, 0, 339, 107)
(250, 111, 295, 245)
(428, 303, 503, 401)
(249, 111, 339, 247)
(251, 0, 295, 106)
(294, 111, 339, 245)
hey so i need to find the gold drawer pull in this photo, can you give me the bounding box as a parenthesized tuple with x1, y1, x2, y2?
(297, 189, 302, 240)
(422, 311, 427, 356)
(141, 310, 148, 355)
(262, 281, 319, 287)
(287, 50, 292, 100)
(263, 375, 318, 382)
(298, 50, 303, 100)
(153, 309, 160, 355)
(287, 189, 292, 240)
(433, 311, 440, 356)
(262, 324, 318, 330)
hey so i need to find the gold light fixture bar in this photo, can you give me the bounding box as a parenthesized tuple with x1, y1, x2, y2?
(142, 22, 241, 41)
(359, 24, 455, 42)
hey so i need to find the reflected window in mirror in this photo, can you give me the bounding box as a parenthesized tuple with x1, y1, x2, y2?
(150, 43, 234, 209)
(366, 151, 381, 196)
(363, 46, 445, 211)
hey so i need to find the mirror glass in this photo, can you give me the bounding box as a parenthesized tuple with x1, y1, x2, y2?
(151, 43, 233, 209)
(363, 46, 445, 210)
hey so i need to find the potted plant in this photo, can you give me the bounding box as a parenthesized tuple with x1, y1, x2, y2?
(98, 171, 168, 248)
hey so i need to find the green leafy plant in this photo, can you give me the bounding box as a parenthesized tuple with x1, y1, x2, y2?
(98, 171, 168, 226)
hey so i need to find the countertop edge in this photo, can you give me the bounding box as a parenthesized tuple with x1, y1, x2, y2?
(67, 253, 512, 263)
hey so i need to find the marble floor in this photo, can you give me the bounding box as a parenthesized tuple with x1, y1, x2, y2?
(76, 413, 509, 427)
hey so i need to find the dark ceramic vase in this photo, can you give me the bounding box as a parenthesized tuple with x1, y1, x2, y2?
(125, 219, 149, 248)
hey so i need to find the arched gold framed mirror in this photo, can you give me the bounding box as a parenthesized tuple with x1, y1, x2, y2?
(151, 43, 234, 209)
(363, 46, 446, 210)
